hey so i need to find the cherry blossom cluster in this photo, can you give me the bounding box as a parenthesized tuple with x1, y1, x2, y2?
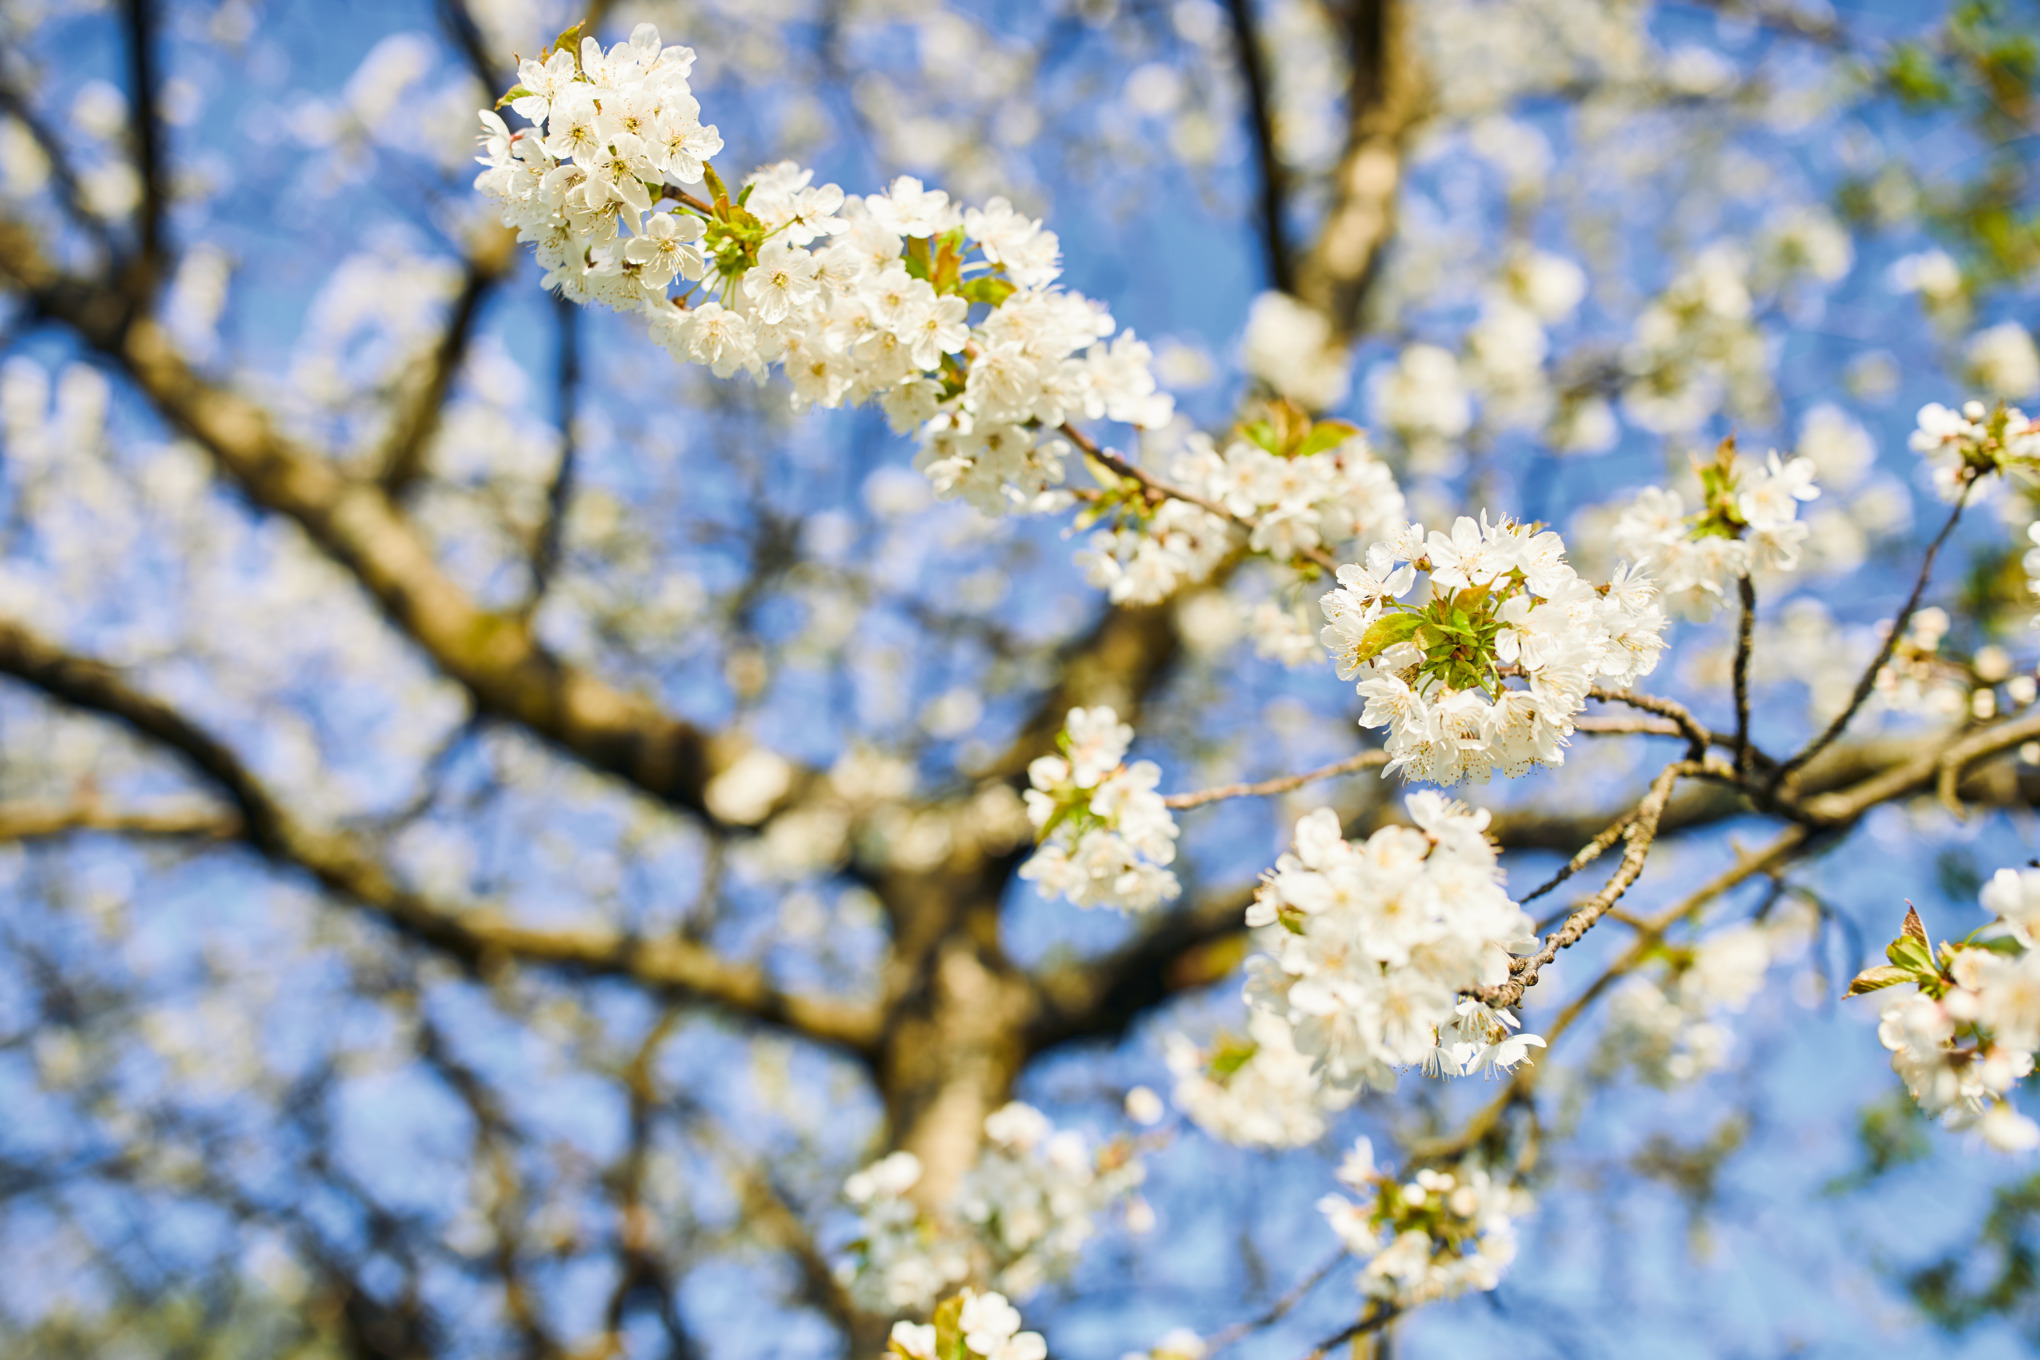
(1868, 606, 2020, 722)
(1241, 798, 1541, 1094)
(1316, 1138, 1531, 1306)
(1163, 1010, 1355, 1149)
(1910, 399, 2040, 500)
(1610, 443, 1821, 620)
(839, 1102, 1145, 1314)
(1018, 707, 1180, 914)
(1318, 517, 1665, 786)
(475, 24, 1174, 519)
(1595, 907, 1810, 1088)
(1076, 422, 1403, 608)
(889, 1290, 1046, 1360)
(2026, 523, 2040, 627)
(1854, 873, 2040, 1153)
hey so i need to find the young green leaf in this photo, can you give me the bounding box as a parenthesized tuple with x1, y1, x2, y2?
(1845, 965, 1916, 997)
(1351, 611, 1425, 666)
(1294, 419, 1361, 459)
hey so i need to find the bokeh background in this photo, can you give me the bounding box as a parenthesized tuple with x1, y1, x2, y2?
(3, 0, 2040, 1356)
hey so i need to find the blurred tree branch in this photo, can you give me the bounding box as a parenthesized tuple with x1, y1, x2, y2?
(0, 614, 885, 1051)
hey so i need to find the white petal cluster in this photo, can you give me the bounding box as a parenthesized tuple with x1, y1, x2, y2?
(2026, 524, 2040, 626)
(1319, 517, 1664, 785)
(474, 25, 1173, 518)
(1596, 908, 1809, 1088)
(1241, 797, 1540, 1093)
(1876, 869, 2040, 1152)
(1869, 606, 1972, 720)
(840, 1103, 1144, 1313)
(1019, 707, 1180, 914)
(887, 1291, 1046, 1360)
(1619, 243, 1772, 434)
(1610, 451, 1820, 620)
(1966, 322, 2040, 400)
(1316, 1138, 1531, 1306)
(1076, 430, 1402, 607)
(1369, 344, 1471, 468)
(1910, 399, 2040, 500)
(1163, 1010, 1355, 1149)
(1243, 291, 1351, 411)
(844, 1150, 969, 1313)
(475, 30, 720, 305)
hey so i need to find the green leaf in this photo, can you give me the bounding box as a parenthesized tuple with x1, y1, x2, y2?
(1294, 420, 1360, 459)
(495, 84, 535, 109)
(956, 276, 1017, 308)
(1886, 935, 1936, 975)
(1351, 611, 1425, 666)
(1207, 1035, 1259, 1079)
(932, 1296, 968, 1360)
(1242, 420, 1280, 455)
(702, 164, 731, 219)
(903, 236, 932, 281)
(551, 21, 585, 68)
(1845, 965, 1916, 997)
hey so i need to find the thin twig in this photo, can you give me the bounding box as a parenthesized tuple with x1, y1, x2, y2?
(380, 236, 511, 492)
(1772, 486, 1972, 789)
(1415, 823, 1810, 1163)
(1164, 750, 1388, 809)
(1063, 422, 1338, 571)
(1517, 805, 1641, 906)
(531, 290, 580, 596)
(1588, 686, 1710, 759)
(1574, 714, 1681, 736)
(1299, 1303, 1400, 1359)
(1732, 572, 1756, 778)
(1472, 757, 1709, 1008)
(1204, 1248, 1348, 1354)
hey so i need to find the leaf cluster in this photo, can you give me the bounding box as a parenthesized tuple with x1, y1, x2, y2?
(1237, 398, 1359, 460)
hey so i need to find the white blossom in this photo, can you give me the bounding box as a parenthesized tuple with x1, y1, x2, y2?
(473, 28, 1173, 519)
(1316, 1139, 1532, 1306)
(1242, 797, 1540, 1091)
(1319, 515, 1664, 784)
(841, 1104, 1143, 1312)
(1020, 707, 1180, 914)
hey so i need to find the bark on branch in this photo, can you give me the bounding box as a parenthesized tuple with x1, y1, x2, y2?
(0, 218, 816, 835)
(0, 614, 882, 1052)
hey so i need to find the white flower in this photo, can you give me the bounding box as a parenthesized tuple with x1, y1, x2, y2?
(892, 1323, 939, 1360)
(866, 175, 960, 238)
(623, 210, 706, 287)
(1243, 795, 1534, 1091)
(1320, 515, 1661, 784)
(475, 26, 1172, 515)
(841, 1110, 1142, 1312)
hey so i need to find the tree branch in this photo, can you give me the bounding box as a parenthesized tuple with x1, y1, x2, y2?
(1221, 0, 1293, 292)
(0, 615, 883, 1053)
(1772, 486, 1972, 789)
(1291, 0, 1426, 336)
(1472, 757, 1709, 1008)
(1163, 749, 1387, 809)
(529, 289, 579, 595)
(0, 219, 823, 835)
(0, 798, 236, 841)
(379, 231, 515, 493)
(120, 0, 166, 280)
(1732, 572, 1756, 777)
